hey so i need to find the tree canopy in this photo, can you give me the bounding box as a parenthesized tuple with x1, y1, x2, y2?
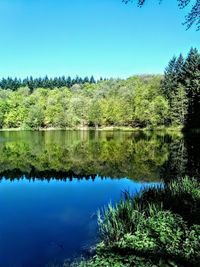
(0, 48, 199, 130)
(0, 75, 166, 129)
(123, 0, 200, 30)
(162, 47, 200, 129)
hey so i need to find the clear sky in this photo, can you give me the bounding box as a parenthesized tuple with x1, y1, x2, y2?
(0, 0, 199, 79)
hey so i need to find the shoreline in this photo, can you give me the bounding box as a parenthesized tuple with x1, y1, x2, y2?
(0, 126, 183, 132)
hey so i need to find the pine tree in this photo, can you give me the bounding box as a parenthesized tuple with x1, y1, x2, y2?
(83, 77, 89, 83)
(66, 76, 72, 87)
(175, 53, 184, 83)
(78, 77, 83, 84)
(75, 75, 80, 84)
(182, 48, 200, 129)
(61, 76, 66, 87)
(89, 75, 96, 84)
(28, 76, 34, 91)
(162, 56, 178, 104)
(170, 84, 188, 126)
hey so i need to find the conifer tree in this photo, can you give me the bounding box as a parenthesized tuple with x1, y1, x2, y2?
(170, 84, 188, 126)
(182, 48, 200, 129)
(162, 56, 178, 104)
(83, 77, 89, 83)
(175, 53, 185, 83)
(89, 76, 96, 84)
(66, 76, 72, 87)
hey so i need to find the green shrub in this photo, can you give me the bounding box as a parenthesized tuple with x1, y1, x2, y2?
(70, 177, 200, 267)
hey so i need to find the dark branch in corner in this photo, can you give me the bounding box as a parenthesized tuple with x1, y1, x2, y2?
(122, 0, 200, 30)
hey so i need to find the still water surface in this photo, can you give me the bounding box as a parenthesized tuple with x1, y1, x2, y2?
(0, 130, 197, 267)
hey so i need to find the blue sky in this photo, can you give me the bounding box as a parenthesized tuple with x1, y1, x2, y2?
(0, 0, 199, 79)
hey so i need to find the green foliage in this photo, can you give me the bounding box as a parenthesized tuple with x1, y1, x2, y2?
(139, 177, 200, 225)
(162, 48, 200, 129)
(0, 75, 171, 129)
(88, 100, 102, 128)
(170, 85, 188, 126)
(0, 49, 200, 130)
(25, 105, 44, 129)
(183, 48, 200, 129)
(73, 177, 200, 267)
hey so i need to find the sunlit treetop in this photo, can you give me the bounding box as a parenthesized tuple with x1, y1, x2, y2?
(123, 0, 200, 30)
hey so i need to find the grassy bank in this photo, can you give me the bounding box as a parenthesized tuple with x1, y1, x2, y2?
(69, 177, 200, 267)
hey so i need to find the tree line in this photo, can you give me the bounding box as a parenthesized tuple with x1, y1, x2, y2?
(0, 75, 104, 91)
(0, 75, 167, 129)
(0, 47, 199, 130)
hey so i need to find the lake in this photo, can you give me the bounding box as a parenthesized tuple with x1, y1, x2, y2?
(0, 130, 198, 267)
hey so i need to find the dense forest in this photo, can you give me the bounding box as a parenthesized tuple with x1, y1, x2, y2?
(0, 47, 199, 130)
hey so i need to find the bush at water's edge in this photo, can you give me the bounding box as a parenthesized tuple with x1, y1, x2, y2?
(68, 177, 200, 267)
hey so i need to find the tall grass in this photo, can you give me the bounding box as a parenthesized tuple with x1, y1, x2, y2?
(70, 177, 200, 266)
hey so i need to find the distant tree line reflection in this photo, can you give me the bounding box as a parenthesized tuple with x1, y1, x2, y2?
(0, 130, 199, 182)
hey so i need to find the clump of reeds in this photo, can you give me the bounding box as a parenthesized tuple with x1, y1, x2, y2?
(70, 177, 200, 267)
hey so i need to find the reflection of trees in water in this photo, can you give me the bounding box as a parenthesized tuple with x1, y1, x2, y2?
(0, 131, 172, 182)
(184, 132, 200, 179)
(160, 132, 200, 182)
(160, 135, 188, 182)
(0, 130, 199, 182)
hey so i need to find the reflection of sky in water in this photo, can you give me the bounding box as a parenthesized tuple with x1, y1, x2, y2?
(0, 176, 161, 267)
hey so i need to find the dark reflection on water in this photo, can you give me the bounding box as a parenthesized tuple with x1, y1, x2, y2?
(0, 130, 198, 267)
